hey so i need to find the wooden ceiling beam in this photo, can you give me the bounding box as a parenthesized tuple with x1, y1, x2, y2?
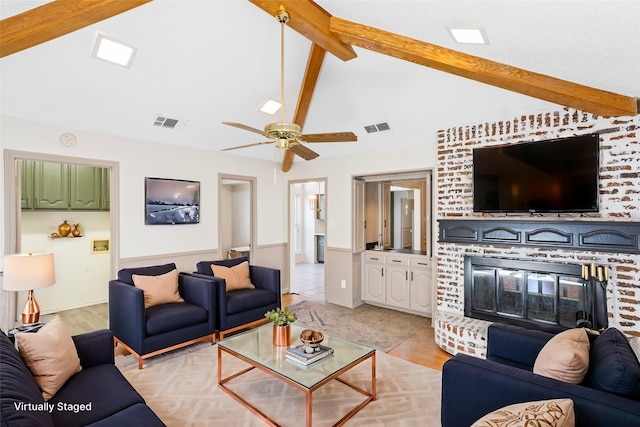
(283, 43, 326, 172)
(0, 0, 153, 58)
(249, 0, 356, 61)
(330, 17, 638, 117)
(293, 43, 326, 129)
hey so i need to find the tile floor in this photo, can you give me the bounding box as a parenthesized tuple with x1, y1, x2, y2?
(291, 262, 325, 301)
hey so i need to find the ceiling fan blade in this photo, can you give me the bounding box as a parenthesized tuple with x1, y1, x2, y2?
(329, 17, 639, 117)
(222, 122, 268, 137)
(221, 141, 274, 151)
(289, 144, 319, 161)
(0, 0, 152, 58)
(282, 150, 295, 172)
(249, 0, 356, 61)
(302, 132, 357, 143)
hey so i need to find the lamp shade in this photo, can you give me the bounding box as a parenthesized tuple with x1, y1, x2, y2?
(3, 253, 56, 291)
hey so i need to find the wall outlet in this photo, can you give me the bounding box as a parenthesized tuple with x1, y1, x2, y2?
(340, 279, 346, 289)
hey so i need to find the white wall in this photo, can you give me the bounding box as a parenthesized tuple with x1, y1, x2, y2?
(21, 211, 110, 312)
(1, 116, 287, 310)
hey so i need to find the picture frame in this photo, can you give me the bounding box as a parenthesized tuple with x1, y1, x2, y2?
(145, 177, 200, 225)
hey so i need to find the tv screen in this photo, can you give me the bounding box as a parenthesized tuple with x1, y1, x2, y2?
(473, 133, 599, 213)
(145, 177, 200, 224)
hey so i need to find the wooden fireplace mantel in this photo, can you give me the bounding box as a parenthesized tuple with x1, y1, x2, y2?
(438, 218, 640, 254)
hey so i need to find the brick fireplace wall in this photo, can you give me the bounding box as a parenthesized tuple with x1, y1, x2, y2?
(435, 108, 640, 345)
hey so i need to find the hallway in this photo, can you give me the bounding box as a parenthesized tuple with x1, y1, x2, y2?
(291, 262, 324, 301)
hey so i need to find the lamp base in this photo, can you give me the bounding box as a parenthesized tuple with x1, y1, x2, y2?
(21, 290, 41, 325)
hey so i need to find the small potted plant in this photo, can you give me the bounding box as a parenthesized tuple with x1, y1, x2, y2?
(265, 307, 297, 346)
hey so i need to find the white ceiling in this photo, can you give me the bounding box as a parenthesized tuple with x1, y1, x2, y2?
(1, 1, 638, 165)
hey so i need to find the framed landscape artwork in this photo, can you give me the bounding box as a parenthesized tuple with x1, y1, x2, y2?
(145, 177, 200, 225)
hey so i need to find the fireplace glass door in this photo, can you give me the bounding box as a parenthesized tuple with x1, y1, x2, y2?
(465, 257, 587, 331)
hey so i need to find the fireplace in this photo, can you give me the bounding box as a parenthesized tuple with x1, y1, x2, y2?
(464, 256, 608, 333)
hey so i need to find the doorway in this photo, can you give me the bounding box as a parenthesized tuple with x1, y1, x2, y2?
(289, 179, 326, 301)
(218, 174, 256, 262)
(3, 150, 119, 328)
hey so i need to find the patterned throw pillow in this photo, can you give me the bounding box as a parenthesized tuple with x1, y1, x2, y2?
(471, 399, 575, 427)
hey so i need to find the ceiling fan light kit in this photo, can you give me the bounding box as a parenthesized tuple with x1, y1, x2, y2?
(265, 122, 302, 148)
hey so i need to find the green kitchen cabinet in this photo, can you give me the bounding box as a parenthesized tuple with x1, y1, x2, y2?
(34, 162, 70, 209)
(70, 165, 102, 209)
(21, 160, 110, 211)
(20, 160, 35, 209)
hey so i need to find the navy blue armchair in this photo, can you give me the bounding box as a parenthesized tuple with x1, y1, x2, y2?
(194, 257, 281, 339)
(109, 263, 216, 369)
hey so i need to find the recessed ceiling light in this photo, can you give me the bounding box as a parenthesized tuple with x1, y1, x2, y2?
(258, 98, 282, 115)
(91, 32, 137, 68)
(447, 27, 488, 45)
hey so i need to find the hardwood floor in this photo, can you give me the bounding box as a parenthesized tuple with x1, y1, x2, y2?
(42, 292, 451, 371)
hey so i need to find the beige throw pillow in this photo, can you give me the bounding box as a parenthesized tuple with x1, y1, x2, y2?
(471, 399, 575, 427)
(132, 269, 184, 308)
(211, 261, 255, 291)
(15, 316, 82, 400)
(533, 328, 590, 384)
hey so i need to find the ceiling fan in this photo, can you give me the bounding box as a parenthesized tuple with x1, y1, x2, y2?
(221, 6, 357, 172)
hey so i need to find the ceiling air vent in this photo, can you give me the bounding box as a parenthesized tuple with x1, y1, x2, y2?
(364, 122, 390, 133)
(153, 115, 179, 129)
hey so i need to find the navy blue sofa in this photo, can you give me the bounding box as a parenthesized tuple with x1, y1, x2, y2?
(441, 323, 640, 427)
(194, 257, 281, 338)
(109, 263, 216, 369)
(0, 328, 164, 426)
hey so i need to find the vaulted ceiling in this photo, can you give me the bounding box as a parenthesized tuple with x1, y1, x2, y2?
(1, 1, 638, 170)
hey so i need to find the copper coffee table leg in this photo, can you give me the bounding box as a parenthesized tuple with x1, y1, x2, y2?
(306, 390, 312, 427)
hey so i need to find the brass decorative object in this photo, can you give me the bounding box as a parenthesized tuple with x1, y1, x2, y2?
(71, 223, 81, 237)
(58, 220, 72, 237)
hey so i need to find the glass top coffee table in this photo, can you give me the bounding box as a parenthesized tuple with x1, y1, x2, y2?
(217, 323, 376, 427)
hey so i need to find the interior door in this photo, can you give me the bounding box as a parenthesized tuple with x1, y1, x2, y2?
(219, 175, 255, 262)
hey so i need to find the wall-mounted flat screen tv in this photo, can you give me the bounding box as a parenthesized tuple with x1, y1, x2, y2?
(473, 133, 599, 213)
(145, 177, 200, 224)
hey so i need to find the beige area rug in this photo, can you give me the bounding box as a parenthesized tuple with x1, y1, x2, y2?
(288, 301, 430, 352)
(117, 341, 442, 426)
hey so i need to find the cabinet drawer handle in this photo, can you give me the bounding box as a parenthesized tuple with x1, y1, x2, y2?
(370, 257, 379, 261)
(417, 262, 428, 266)
(392, 259, 402, 263)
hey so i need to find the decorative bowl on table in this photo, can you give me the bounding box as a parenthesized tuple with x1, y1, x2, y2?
(300, 329, 324, 353)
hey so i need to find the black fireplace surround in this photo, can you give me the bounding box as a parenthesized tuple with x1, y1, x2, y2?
(439, 219, 639, 332)
(464, 256, 607, 333)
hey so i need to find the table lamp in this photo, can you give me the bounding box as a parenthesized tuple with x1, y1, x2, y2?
(3, 252, 56, 325)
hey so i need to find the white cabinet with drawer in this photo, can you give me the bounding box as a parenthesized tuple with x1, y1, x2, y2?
(362, 251, 432, 316)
